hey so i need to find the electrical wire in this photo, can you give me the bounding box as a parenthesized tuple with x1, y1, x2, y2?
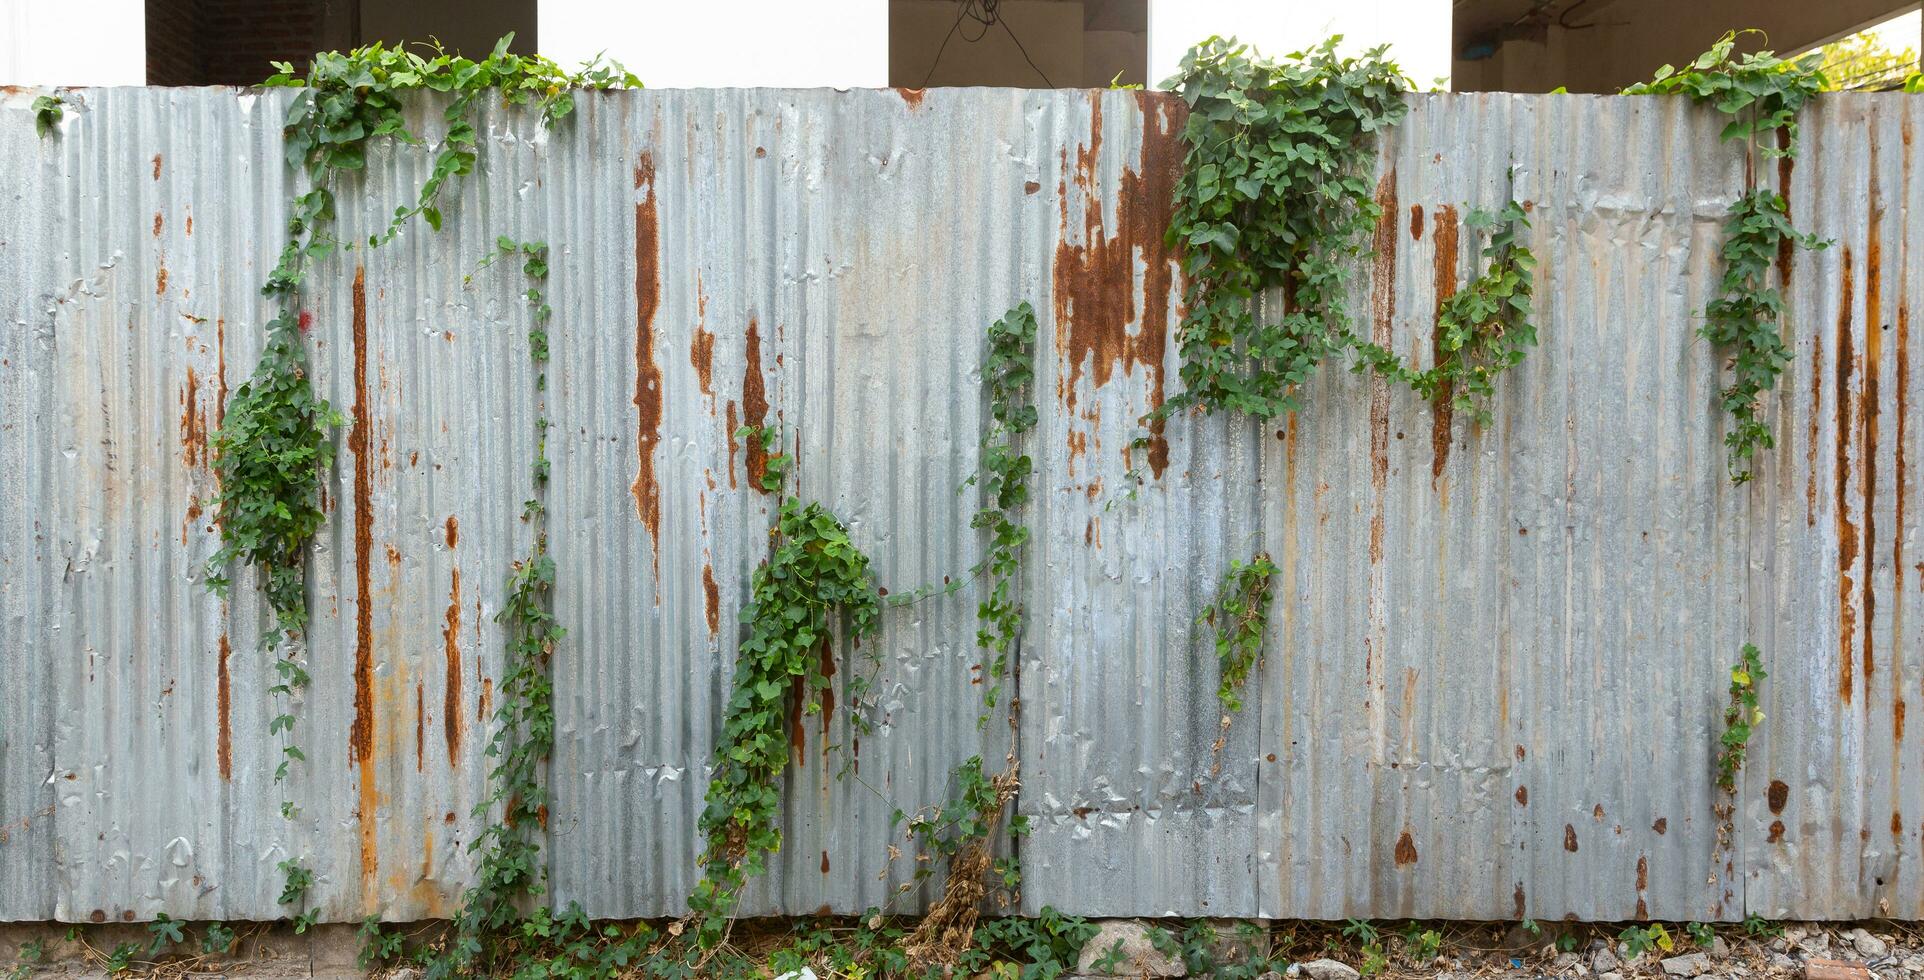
(919, 0, 1055, 89)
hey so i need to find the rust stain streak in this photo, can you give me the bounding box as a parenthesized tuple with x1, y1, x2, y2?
(214, 318, 227, 431)
(1777, 129, 1796, 287)
(691, 275, 715, 396)
(349, 266, 380, 904)
(443, 568, 463, 765)
(216, 633, 231, 780)
(444, 515, 458, 549)
(1564, 824, 1579, 852)
(1394, 830, 1418, 866)
(1409, 203, 1424, 240)
(1837, 248, 1858, 704)
(632, 157, 664, 578)
(1430, 204, 1460, 486)
(724, 401, 740, 489)
(152, 153, 162, 180)
(742, 318, 770, 490)
(179, 366, 206, 468)
(702, 563, 720, 635)
(896, 87, 927, 109)
(1367, 172, 1397, 566)
(1863, 167, 1883, 693)
(1052, 92, 1182, 477)
(415, 683, 425, 772)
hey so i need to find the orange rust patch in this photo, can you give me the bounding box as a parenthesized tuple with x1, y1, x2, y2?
(179, 367, 206, 468)
(1515, 785, 1528, 806)
(443, 568, 463, 766)
(632, 157, 664, 575)
(1777, 130, 1795, 286)
(742, 318, 770, 490)
(349, 267, 380, 904)
(214, 319, 227, 431)
(1394, 830, 1418, 866)
(1025, 180, 1041, 195)
(1836, 248, 1858, 703)
(415, 683, 426, 772)
(152, 154, 162, 180)
(1653, 817, 1667, 835)
(725, 401, 740, 489)
(1768, 779, 1789, 813)
(1430, 204, 1460, 486)
(156, 265, 167, 296)
(703, 563, 720, 635)
(691, 320, 715, 397)
(896, 87, 927, 109)
(1052, 92, 1183, 478)
(1897, 698, 1907, 742)
(216, 633, 232, 780)
(1635, 854, 1648, 891)
(1768, 821, 1786, 843)
(444, 515, 458, 549)
(1563, 824, 1578, 852)
(1409, 204, 1424, 240)
(153, 212, 162, 237)
(479, 677, 493, 723)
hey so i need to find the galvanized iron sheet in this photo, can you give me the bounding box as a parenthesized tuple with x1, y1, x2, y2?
(0, 86, 1919, 923)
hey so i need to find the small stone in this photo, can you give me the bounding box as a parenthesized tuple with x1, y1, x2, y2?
(388, 971, 426, 980)
(1301, 959, 1362, 980)
(1902, 956, 1924, 972)
(1593, 947, 1622, 973)
(1284, 964, 1303, 978)
(1075, 921, 1186, 978)
(1663, 952, 1713, 976)
(1601, 972, 1625, 980)
(1804, 959, 1872, 980)
(1849, 931, 1890, 960)
(1712, 937, 1731, 958)
(1770, 953, 1800, 970)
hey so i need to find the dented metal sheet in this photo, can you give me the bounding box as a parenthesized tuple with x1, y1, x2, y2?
(1, 87, 1921, 924)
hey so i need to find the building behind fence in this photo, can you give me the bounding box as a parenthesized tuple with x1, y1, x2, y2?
(1, 87, 1920, 924)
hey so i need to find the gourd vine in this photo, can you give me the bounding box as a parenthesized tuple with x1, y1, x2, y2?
(434, 237, 562, 977)
(1623, 31, 1827, 484)
(1157, 35, 1411, 422)
(1354, 200, 1540, 426)
(203, 34, 633, 934)
(897, 302, 1040, 967)
(1201, 552, 1278, 765)
(688, 433, 882, 948)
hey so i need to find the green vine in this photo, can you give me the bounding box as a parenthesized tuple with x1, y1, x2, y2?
(1715, 644, 1766, 793)
(1356, 201, 1539, 426)
(204, 33, 632, 934)
(432, 237, 563, 976)
(1623, 31, 1827, 483)
(31, 95, 62, 138)
(1158, 36, 1410, 421)
(689, 439, 882, 947)
(967, 301, 1038, 720)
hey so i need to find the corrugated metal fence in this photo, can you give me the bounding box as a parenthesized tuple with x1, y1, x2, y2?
(1, 86, 1920, 924)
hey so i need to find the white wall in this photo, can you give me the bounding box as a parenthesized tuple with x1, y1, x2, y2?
(0, 0, 145, 85)
(1148, 0, 1451, 90)
(540, 0, 889, 88)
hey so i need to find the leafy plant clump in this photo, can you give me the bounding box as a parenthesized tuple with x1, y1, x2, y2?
(1159, 35, 1411, 421)
(1355, 201, 1539, 426)
(688, 467, 882, 947)
(1202, 552, 1278, 751)
(1624, 31, 1827, 483)
(31, 94, 63, 138)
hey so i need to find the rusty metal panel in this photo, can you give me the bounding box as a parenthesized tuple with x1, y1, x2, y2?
(2, 86, 1921, 923)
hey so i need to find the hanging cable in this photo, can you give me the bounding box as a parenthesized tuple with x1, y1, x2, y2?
(919, 0, 1055, 88)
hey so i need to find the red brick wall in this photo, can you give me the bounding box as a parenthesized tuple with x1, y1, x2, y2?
(145, 0, 203, 85)
(196, 0, 330, 85)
